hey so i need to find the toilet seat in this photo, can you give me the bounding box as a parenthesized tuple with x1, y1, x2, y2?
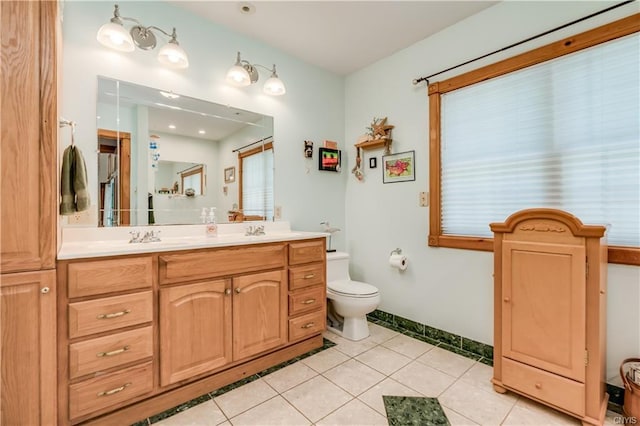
(327, 280, 379, 298)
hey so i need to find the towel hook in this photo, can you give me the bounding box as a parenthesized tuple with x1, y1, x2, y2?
(59, 118, 76, 146)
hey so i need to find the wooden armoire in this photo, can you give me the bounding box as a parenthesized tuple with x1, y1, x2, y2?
(490, 209, 608, 426)
(1, 1, 59, 424)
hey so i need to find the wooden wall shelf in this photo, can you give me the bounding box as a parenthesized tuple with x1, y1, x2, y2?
(355, 138, 391, 150)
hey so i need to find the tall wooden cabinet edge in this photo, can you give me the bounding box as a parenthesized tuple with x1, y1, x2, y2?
(490, 208, 607, 426)
(1, 1, 59, 425)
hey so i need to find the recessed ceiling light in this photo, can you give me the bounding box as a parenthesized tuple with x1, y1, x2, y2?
(168, 124, 176, 129)
(238, 2, 255, 15)
(198, 130, 206, 134)
(160, 90, 180, 99)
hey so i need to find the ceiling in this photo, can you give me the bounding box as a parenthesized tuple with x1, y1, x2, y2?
(170, 1, 498, 75)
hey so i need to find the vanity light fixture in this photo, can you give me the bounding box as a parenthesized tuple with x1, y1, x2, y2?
(97, 4, 189, 69)
(226, 51, 286, 96)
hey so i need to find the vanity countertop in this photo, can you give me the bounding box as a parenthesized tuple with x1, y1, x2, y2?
(58, 222, 328, 260)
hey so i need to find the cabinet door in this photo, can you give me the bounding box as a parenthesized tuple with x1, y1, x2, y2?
(502, 241, 586, 381)
(1, 0, 57, 273)
(1, 270, 56, 425)
(233, 270, 287, 360)
(160, 279, 232, 386)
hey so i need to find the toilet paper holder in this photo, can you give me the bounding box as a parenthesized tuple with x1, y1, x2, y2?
(390, 248, 402, 256)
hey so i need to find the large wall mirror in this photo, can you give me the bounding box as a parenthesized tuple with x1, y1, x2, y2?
(96, 76, 275, 226)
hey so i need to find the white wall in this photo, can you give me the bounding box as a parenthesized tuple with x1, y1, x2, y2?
(61, 1, 345, 247)
(344, 1, 640, 383)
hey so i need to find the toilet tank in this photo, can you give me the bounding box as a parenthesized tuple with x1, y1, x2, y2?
(326, 252, 351, 282)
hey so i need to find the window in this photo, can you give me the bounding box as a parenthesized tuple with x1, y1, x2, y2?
(429, 15, 639, 265)
(180, 166, 203, 195)
(239, 142, 274, 220)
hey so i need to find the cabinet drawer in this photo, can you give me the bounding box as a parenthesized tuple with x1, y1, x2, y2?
(68, 256, 153, 298)
(502, 357, 585, 416)
(289, 286, 325, 316)
(289, 264, 324, 291)
(69, 326, 153, 379)
(69, 361, 153, 420)
(288, 310, 325, 342)
(159, 244, 285, 285)
(68, 291, 153, 339)
(289, 240, 325, 265)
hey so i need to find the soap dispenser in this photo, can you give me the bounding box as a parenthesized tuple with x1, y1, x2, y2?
(206, 207, 218, 237)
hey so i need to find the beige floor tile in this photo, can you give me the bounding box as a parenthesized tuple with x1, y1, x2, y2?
(261, 361, 318, 393)
(441, 406, 480, 426)
(329, 334, 379, 357)
(358, 377, 423, 416)
(439, 380, 516, 425)
(382, 333, 435, 359)
(502, 398, 581, 425)
(301, 347, 350, 373)
(459, 362, 498, 394)
(281, 375, 353, 423)
(390, 360, 457, 397)
(213, 379, 277, 419)
(229, 396, 311, 425)
(417, 346, 475, 378)
(316, 398, 388, 426)
(367, 322, 399, 344)
(155, 400, 227, 426)
(355, 345, 412, 376)
(323, 358, 386, 396)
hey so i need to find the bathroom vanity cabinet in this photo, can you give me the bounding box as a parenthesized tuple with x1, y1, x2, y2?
(56, 238, 326, 425)
(491, 209, 607, 426)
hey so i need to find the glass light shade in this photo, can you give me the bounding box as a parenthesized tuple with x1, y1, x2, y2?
(226, 65, 252, 87)
(157, 41, 189, 69)
(96, 21, 135, 52)
(263, 76, 286, 96)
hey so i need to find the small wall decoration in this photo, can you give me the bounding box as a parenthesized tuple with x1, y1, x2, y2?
(224, 166, 235, 183)
(369, 157, 377, 169)
(382, 151, 415, 183)
(304, 140, 313, 158)
(319, 148, 341, 172)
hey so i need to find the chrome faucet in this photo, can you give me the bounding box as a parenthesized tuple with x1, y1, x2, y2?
(129, 230, 142, 243)
(129, 229, 161, 243)
(245, 225, 265, 236)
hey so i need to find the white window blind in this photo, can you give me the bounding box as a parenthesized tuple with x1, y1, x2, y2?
(441, 33, 640, 247)
(242, 148, 274, 219)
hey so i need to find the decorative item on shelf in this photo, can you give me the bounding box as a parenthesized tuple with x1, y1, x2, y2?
(351, 147, 364, 181)
(224, 166, 235, 183)
(320, 221, 340, 252)
(382, 150, 415, 183)
(356, 117, 394, 154)
(304, 140, 313, 158)
(319, 148, 341, 172)
(184, 188, 195, 197)
(324, 140, 338, 149)
(96, 4, 189, 68)
(149, 135, 160, 171)
(226, 51, 286, 95)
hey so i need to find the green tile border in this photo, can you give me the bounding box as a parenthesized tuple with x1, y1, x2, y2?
(383, 395, 450, 426)
(368, 309, 623, 409)
(134, 337, 336, 425)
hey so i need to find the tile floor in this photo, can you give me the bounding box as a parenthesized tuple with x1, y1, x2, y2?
(154, 323, 626, 426)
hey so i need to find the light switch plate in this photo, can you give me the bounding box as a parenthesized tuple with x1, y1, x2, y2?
(419, 192, 428, 207)
(274, 205, 282, 220)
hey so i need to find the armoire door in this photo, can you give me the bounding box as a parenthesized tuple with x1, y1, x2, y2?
(501, 240, 586, 382)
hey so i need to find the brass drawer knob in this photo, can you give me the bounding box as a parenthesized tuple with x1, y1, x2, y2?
(225, 288, 232, 296)
(303, 274, 315, 279)
(97, 345, 130, 358)
(301, 322, 315, 329)
(503, 297, 510, 303)
(41, 287, 50, 294)
(302, 299, 316, 305)
(535, 383, 542, 389)
(97, 309, 131, 319)
(235, 288, 242, 294)
(97, 382, 131, 397)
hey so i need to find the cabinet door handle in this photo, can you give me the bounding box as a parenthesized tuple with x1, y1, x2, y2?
(235, 288, 242, 294)
(97, 345, 130, 358)
(304, 274, 315, 279)
(302, 299, 316, 305)
(97, 309, 131, 319)
(535, 383, 542, 389)
(41, 287, 50, 294)
(97, 382, 131, 397)
(503, 297, 510, 303)
(225, 288, 232, 296)
(301, 322, 315, 329)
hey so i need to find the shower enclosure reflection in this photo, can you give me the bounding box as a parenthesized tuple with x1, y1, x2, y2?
(96, 76, 274, 226)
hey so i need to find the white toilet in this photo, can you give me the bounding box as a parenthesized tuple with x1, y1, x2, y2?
(326, 252, 380, 341)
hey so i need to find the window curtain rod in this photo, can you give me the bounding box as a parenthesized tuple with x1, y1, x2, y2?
(412, 0, 635, 85)
(232, 136, 273, 153)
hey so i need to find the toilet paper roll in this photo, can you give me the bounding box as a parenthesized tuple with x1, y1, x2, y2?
(389, 254, 408, 271)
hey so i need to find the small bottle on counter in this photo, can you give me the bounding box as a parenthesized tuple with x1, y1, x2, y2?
(206, 207, 218, 237)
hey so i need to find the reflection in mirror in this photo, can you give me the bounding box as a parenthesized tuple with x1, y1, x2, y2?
(96, 76, 274, 226)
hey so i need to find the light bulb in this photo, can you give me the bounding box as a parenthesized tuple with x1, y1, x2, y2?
(96, 21, 134, 52)
(263, 75, 286, 96)
(157, 40, 189, 69)
(226, 65, 251, 87)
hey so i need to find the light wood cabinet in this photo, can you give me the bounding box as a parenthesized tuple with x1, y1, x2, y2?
(491, 209, 607, 426)
(1, 1, 59, 424)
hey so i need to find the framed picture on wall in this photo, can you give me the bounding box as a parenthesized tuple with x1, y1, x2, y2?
(382, 151, 415, 183)
(224, 166, 236, 183)
(319, 148, 341, 172)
